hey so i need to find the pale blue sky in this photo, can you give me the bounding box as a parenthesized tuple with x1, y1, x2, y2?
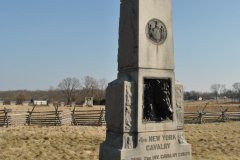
(0, 0, 239, 92)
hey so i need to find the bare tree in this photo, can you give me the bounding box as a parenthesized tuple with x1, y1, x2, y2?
(210, 84, 221, 104)
(232, 82, 240, 103)
(57, 77, 82, 104)
(16, 93, 27, 104)
(82, 76, 98, 97)
(95, 78, 108, 100)
(220, 84, 226, 103)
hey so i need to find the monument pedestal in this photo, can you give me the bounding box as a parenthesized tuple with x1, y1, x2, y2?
(100, 130, 191, 160)
(99, 0, 191, 159)
(99, 73, 191, 160)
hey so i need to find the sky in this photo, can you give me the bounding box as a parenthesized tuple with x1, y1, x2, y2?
(0, 0, 239, 92)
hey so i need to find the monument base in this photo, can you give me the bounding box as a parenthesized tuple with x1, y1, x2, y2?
(99, 130, 191, 160)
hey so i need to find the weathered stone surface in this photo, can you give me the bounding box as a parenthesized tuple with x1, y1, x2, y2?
(118, 0, 139, 70)
(10, 101, 16, 105)
(60, 102, 64, 107)
(118, 0, 174, 71)
(175, 81, 184, 130)
(100, 0, 191, 159)
(83, 97, 93, 106)
(22, 101, 29, 106)
(118, 69, 177, 132)
(105, 74, 136, 133)
(138, 0, 174, 70)
(100, 130, 191, 160)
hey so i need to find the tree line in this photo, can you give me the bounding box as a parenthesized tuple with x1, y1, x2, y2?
(0, 76, 108, 105)
(1, 79, 239, 105)
(184, 82, 240, 104)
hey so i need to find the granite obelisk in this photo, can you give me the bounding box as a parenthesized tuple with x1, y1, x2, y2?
(99, 0, 191, 159)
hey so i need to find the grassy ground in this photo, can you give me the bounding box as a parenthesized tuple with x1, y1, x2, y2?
(0, 126, 106, 160)
(0, 102, 239, 159)
(185, 122, 240, 160)
(0, 122, 239, 160)
(184, 99, 240, 112)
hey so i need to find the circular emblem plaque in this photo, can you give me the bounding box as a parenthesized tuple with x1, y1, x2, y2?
(146, 19, 167, 45)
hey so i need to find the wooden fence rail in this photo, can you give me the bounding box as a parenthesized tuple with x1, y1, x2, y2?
(72, 109, 106, 126)
(0, 106, 106, 127)
(184, 111, 240, 124)
(1, 107, 239, 127)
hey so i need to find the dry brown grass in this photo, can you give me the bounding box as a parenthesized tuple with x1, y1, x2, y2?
(0, 122, 239, 159)
(0, 103, 239, 159)
(185, 122, 240, 160)
(0, 126, 106, 160)
(185, 99, 240, 112)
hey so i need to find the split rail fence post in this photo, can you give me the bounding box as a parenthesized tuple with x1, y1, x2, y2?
(71, 105, 78, 125)
(28, 105, 36, 126)
(28, 108, 31, 126)
(4, 107, 9, 127)
(98, 108, 103, 126)
(55, 104, 61, 126)
(3, 107, 6, 126)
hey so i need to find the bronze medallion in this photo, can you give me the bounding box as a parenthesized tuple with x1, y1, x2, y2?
(146, 19, 167, 45)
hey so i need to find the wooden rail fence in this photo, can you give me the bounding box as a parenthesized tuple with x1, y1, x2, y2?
(72, 109, 106, 126)
(0, 106, 106, 127)
(184, 111, 240, 124)
(1, 107, 240, 127)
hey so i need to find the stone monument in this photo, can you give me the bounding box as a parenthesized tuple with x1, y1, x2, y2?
(83, 97, 93, 106)
(99, 0, 191, 159)
(60, 102, 65, 107)
(22, 101, 29, 106)
(71, 102, 76, 106)
(0, 100, 3, 105)
(10, 101, 16, 105)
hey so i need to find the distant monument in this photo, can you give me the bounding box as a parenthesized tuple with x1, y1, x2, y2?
(0, 100, 3, 105)
(99, 0, 191, 159)
(71, 102, 76, 106)
(60, 102, 65, 107)
(22, 101, 29, 106)
(10, 101, 16, 105)
(83, 97, 93, 106)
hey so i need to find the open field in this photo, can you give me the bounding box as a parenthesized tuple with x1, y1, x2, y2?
(185, 122, 240, 160)
(1, 99, 239, 113)
(0, 122, 239, 160)
(184, 99, 240, 112)
(1, 100, 240, 126)
(0, 105, 106, 127)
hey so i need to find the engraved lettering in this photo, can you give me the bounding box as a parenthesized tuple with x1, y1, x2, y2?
(139, 137, 147, 143)
(173, 134, 176, 140)
(146, 143, 170, 151)
(144, 157, 151, 160)
(178, 152, 190, 157)
(152, 155, 160, 159)
(162, 134, 176, 141)
(149, 136, 161, 142)
(169, 135, 172, 140)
